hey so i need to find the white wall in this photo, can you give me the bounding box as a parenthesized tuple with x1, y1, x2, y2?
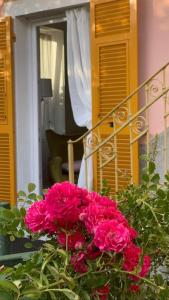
(3, 0, 89, 17)
(138, 0, 169, 135)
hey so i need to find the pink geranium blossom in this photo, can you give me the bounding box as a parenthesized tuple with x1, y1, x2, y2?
(24, 182, 151, 294)
(45, 182, 89, 229)
(86, 242, 101, 260)
(57, 230, 85, 250)
(93, 285, 110, 300)
(140, 255, 151, 277)
(71, 252, 88, 273)
(80, 202, 127, 235)
(94, 220, 131, 252)
(25, 200, 57, 234)
(129, 284, 140, 293)
(89, 192, 117, 209)
(123, 243, 142, 272)
(123, 243, 151, 280)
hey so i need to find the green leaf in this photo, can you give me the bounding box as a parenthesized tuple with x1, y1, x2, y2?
(0, 291, 14, 300)
(80, 291, 91, 300)
(18, 191, 26, 197)
(17, 198, 25, 202)
(149, 184, 157, 191)
(16, 229, 25, 238)
(0, 280, 19, 295)
(62, 289, 80, 300)
(20, 207, 26, 217)
(28, 193, 37, 200)
(36, 195, 43, 200)
(142, 174, 149, 182)
(28, 183, 36, 193)
(10, 235, 15, 242)
(46, 266, 59, 281)
(24, 242, 33, 249)
(157, 189, 166, 199)
(152, 173, 160, 183)
(149, 161, 155, 174)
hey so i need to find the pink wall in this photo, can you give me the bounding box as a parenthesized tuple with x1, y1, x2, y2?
(138, 0, 169, 135)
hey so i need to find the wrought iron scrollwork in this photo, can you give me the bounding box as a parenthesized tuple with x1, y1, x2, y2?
(85, 133, 99, 150)
(100, 142, 115, 161)
(117, 168, 131, 179)
(148, 79, 163, 99)
(114, 106, 129, 125)
(131, 116, 147, 134)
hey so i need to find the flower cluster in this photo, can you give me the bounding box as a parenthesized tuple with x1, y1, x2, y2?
(25, 182, 151, 299)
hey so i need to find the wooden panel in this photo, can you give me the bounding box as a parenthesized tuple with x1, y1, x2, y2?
(97, 134, 131, 195)
(0, 134, 10, 201)
(99, 42, 128, 117)
(0, 17, 16, 205)
(95, 0, 130, 38)
(0, 56, 7, 124)
(0, 21, 7, 50)
(91, 0, 138, 194)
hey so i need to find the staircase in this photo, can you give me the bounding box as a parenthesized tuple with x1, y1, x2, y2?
(68, 62, 169, 194)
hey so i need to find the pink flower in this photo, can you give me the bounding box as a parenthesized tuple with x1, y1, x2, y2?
(89, 192, 117, 209)
(140, 255, 151, 277)
(57, 230, 85, 250)
(93, 285, 110, 300)
(86, 243, 101, 260)
(71, 252, 88, 273)
(129, 284, 140, 293)
(128, 227, 138, 239)
(25, 200, 57, 234)
(45, 182, 89, 229)
(80, 203, 125, 235)
(123, 243, 141, 272)
(123, 244, 151, 280)
(94, 220, 131, 252)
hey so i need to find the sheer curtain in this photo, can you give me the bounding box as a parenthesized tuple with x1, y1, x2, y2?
(40, 29, 65, 185)
(40, 30, 65, 133)
(66, 7, 93, 190)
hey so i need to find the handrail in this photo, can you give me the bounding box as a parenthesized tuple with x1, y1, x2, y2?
(68, 61, 169, 145)
(85, 86, 169, 160)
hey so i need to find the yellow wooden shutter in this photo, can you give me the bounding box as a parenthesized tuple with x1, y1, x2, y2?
(90, 0, 138, 194)
(0, 17, 16, 206)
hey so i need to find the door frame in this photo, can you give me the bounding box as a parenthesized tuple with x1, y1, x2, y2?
(14, 14, 67, 193)
(31, 16, 67, 191)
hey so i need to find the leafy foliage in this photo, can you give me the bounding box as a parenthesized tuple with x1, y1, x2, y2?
(0, 165, 169, 299)
(117, 161, 169, 299)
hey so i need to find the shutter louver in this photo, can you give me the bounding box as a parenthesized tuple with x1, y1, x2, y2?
(99, 42, 128, 117)
(0, 56, 7, 124)
(0, 17, 16, 206)
(95, 0, 130, 37)
(0, 134, 10, 201)
(91, 0, 138, 194)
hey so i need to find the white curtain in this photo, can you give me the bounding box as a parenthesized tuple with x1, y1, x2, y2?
(40, 30, 65, 133)
(40, 30, 65, 186)
(66, 7, 93, 190)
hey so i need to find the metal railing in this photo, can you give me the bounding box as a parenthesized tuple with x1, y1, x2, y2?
(68, 62, 169, 193)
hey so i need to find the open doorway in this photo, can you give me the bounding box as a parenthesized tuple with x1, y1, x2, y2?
(38, 21, 86, 189)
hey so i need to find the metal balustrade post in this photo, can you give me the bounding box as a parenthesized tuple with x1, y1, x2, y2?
(68, 140, 75, 184)
(145, 84, 150, 163)
(83, 137, 88, 190)
(113, 114, 118, 193)
(163, 68, 168, 174)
